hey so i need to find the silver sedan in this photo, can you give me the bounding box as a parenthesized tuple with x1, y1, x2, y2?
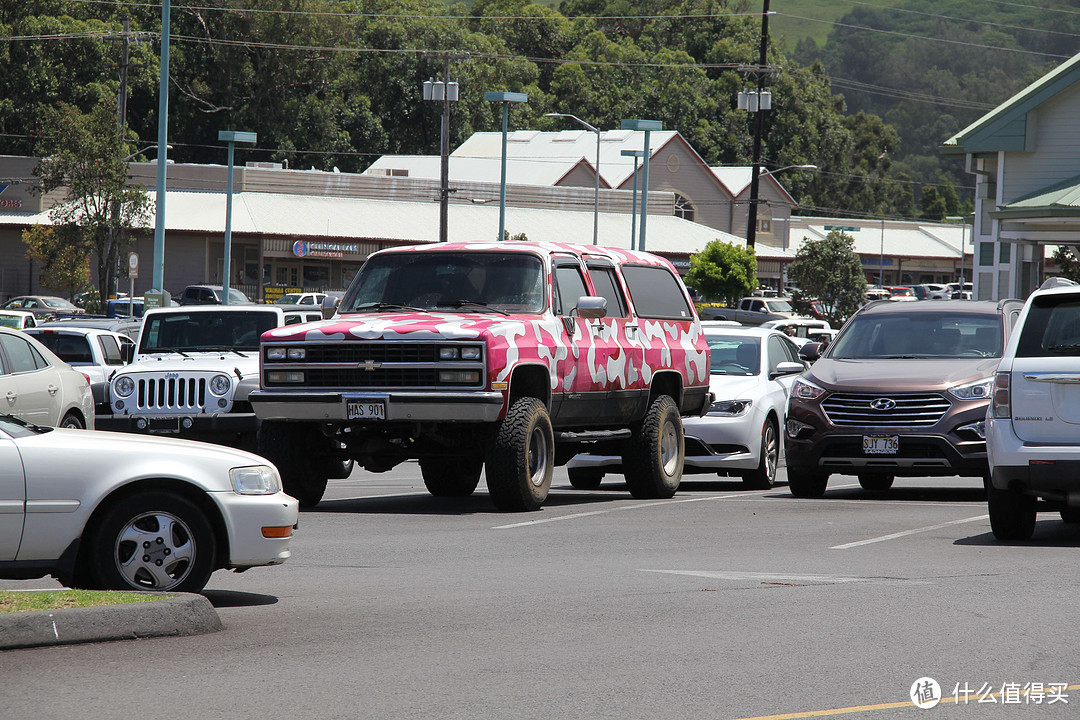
(566, 327, 806, 490)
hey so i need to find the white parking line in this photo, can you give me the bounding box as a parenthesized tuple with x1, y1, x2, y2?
(640, 569, 902, 585)
(830, 514, 989, 549)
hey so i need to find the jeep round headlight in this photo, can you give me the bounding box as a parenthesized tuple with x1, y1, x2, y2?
(114, 376, 135, 397)
(230, 465, 281, 495)
(210, 374, 232, 395)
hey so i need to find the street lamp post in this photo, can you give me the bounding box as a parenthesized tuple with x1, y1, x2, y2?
(621, 149, 645, 247)
(484, 91, 528, 242)
(545, 112, 601, 245)
(621, 119, 662, 251)
(151, 0, 171, 301)
(946, 215, 969, 298)
(218, 130, 257, 305)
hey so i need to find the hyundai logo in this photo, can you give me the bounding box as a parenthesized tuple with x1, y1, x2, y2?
(870, 398, 896, 411)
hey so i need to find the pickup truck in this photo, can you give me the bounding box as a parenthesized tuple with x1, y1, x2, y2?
(250, 241, 712, 511)
(699, 296, 799, 325)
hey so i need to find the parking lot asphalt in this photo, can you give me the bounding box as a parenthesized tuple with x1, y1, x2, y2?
(0, 592, 221, 650)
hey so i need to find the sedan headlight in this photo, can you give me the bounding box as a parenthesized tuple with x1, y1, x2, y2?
(209, 374, 232, 396)
(709, 399, 752, 416)
(791, 377, 826, 401)
(948, 376, 994, 401)
(114, 376, 135, 398)
(230, 465, 282, 495)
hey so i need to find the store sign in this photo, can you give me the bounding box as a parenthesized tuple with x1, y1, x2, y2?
(0, 185, 23, 209)
(292, 240, 360, 259)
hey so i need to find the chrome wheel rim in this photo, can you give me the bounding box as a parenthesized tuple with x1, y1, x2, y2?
(660, 419, 680, 476)
(764, 423, 778, 481)
(114, 511, 195, 590)
(528, 426, 548, 487)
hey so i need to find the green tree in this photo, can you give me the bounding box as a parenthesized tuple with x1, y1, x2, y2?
(786, 230, 866, 324)
(32, 100, 152, 305)
(22, 225, 92, 300)
(684, 239, 756, 306)
(1051, 246, 1080, 283)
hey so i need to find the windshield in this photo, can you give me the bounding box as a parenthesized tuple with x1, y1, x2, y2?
(0, 315, 23, 328)
(340, 252, 546, 314)
(765, 299, 794, 313)
(276, 294, 302, 305)
(827, 312, 1002, 359)
(706, 334, 761, 376)
(41, 297, 77, 309)
(0, 414, 50, 438)
(139, 310, 278, 354)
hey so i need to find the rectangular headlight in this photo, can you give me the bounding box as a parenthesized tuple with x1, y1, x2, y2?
(230, 465, 282, 495)
(439, 347, 459, 360)
(439, 370, 481, 384)
(266, 347, 287, 360)
(287, 348, 306, 360)
(460, 346, 482, 360)
(267, 370, 305, 383)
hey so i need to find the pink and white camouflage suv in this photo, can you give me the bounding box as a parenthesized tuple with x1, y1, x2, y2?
(250, 242, 711, 511)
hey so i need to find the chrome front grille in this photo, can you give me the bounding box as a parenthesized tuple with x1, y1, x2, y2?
(134, 376, 208, 413)
(821, 393, 950, 427)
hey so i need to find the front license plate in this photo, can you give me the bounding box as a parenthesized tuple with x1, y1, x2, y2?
(147, 417, 181, 432)
(863, 434, 899, 455)
(347, 400, 386, 420)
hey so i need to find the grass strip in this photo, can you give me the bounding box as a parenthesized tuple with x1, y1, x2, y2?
(0, 589, 170, 614)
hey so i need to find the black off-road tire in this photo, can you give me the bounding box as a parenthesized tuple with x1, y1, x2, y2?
(87, 491, 217, 593)
(420, 456, 483, 497)
(257, 421, 329, 508)
(1060, 508, 1080, 524)
(622, 395, 683, 499)
(858, 474, 895, 491)
(788, 467, 829, 498)
(987, 482, 1036, 541)
(485, 398, 554, 512)
(741, 418, 779, 490)
(568, 467, 605, 490)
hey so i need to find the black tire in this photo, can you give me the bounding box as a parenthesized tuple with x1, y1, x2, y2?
(622, 395, 683, 499)
(568, 467, 604, 490)
(741, 418, 779, 490)
(87, 491, 216, 593)
(485, 397, 554, 512)
(986, 483, 1036, 541)
(788, 467, 829, 498)
(858, 474, 895, 491)
(59, 411, 84, 429)
(257, 421, 329, 508)
(420, 456, 483, 497)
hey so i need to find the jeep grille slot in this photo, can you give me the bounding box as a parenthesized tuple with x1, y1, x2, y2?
(136, 376, 207, 412)
(821, 393, 950, 427)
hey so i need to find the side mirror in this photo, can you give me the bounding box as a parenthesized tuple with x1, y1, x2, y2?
(120, 344, 134, 364)
(772, 361, 806, 378)
(799, 342, 824, 362)
(321, 295, 341, 320)
(573, 296, 608, 319)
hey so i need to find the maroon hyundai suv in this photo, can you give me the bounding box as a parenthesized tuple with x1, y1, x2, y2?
(784, 298, 1022, 497)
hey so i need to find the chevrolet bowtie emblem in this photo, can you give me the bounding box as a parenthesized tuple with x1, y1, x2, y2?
(357, 360, 382, 371)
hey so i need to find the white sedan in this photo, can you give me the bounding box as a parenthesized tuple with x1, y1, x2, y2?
(0, 414, 298, 592)
(0, 326, 94, 429)
(567, 327, 806, 490)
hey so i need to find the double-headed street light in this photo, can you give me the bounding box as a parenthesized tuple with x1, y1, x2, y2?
(545, 112, 601, 245)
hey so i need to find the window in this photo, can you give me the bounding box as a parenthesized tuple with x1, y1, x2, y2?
(979, 242, 994, 266)
(999, 242, 1011, 263)
(98, 335, 124, 365)
(0, 334, 47, 372)
(554, 264, 589, 316)
(674, 194, 695, 222)
(621, 265, 693, 319)
(587, 266, 628, 318)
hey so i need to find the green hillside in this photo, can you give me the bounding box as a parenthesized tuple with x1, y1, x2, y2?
(769, 0, 903, 50)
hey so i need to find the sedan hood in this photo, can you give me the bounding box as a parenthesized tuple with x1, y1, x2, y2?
(809, 357, 999, 392)
(708, 374, 760, 399)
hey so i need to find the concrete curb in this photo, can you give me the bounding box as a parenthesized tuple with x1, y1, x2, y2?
(0, 592, 222, 650)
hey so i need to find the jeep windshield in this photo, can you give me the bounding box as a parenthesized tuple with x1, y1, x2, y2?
(827, 311, 1002, 359)
(139, 311, 278, 354)
(340, 252, 546, 314)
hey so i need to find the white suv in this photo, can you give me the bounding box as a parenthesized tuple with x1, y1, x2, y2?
(987, 277, 1080, 539)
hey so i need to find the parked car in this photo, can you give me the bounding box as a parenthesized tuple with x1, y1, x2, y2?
(0, 326, 95, 429)
(784, 299, 1023, 497)
(0, 413, 298, 592)
(1, 295, 86, 319)
(106, 297, 145, 318)
(25, 326, 134, 415)
(887, 286, 917, 301)
(274, 292, 327, 306)
(176, 284, 252, 305)
(760, 317, 832, 342)
(0, 309, 38, 330)
(567, 326, 806, 490)
(912, 283, 951, 300)
(34, 315, 143, 341)
(865, 286, 892, 302)
(986, 278, 1080, 539)
(947, 282, 973, 300)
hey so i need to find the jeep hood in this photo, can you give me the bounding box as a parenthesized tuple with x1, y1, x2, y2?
(123, 353, 259, 376)
(809, 357, 999, 392)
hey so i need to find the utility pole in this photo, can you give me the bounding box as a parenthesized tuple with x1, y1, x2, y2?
(423, 52, 464, 242)
(745, 0, 771, 249)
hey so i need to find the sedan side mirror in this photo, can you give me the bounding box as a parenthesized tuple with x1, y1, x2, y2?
(798, 342, 825, 362)
(771, 361, 806, 379)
